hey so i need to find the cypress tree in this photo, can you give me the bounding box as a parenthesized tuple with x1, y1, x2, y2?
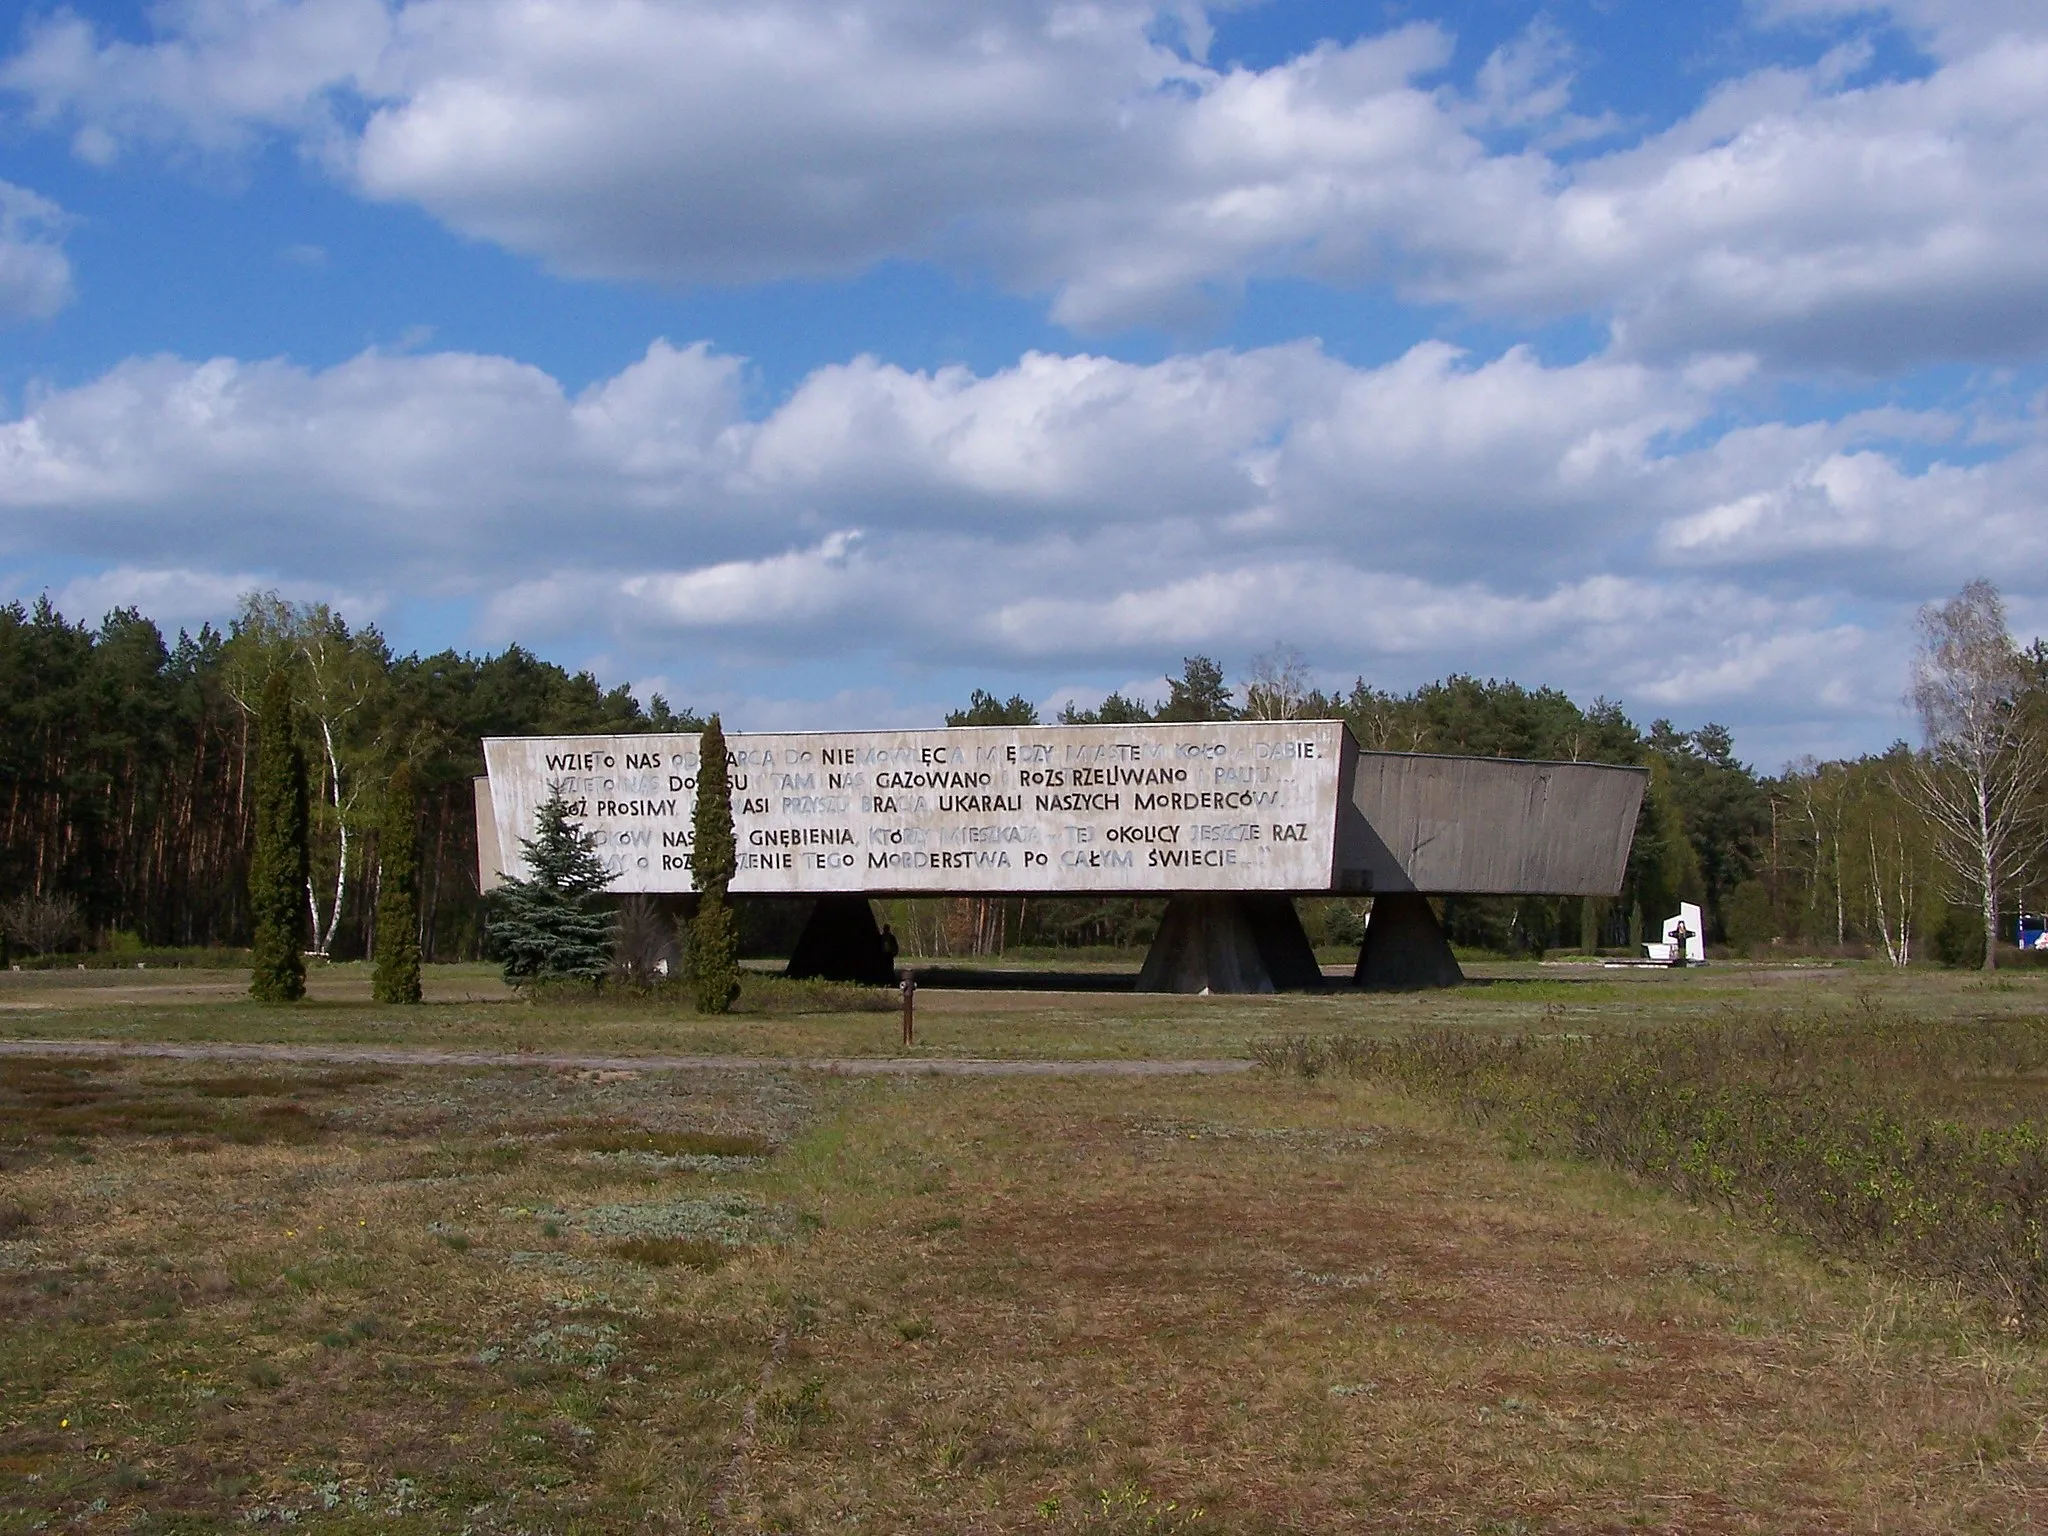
(489, 792, 616, 984)
(689, 714, 740, 1013)
(371, 760, 423, 1004)
(248, 670, 309, 1002)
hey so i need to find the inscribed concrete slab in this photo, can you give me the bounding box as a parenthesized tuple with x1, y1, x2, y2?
(483, 722, 1347, 896)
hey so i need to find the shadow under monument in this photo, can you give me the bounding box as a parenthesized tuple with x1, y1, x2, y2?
(778, 891, 1466, 994)
(904, 967, 1143, 993)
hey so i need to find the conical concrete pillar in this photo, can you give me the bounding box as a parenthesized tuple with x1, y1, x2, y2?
(786, 895, 897, 984)
(1137, 893, 1325, 994)
(1353, 891, 1463, 990)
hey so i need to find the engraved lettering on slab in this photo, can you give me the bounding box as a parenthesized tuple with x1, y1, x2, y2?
(483, 723, 1346, 895)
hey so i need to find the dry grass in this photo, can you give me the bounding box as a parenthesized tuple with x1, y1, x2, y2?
(5, 1040, 2048, 1532)
(1252, 1005, 2048, 1324)
(0, 1056, 360, 1154)
(726, 1076, 2048, 1532)
(0, 1058, 821, 1533)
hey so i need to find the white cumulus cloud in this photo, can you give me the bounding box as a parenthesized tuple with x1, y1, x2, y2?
(1, 332, 2039, 752)
(0, 180, 74, 322)
(10, 2, 2048, 364)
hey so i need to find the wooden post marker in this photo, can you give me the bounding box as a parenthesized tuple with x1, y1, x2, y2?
(900, 974, 916, 1048)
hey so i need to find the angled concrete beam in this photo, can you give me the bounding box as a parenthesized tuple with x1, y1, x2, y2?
(1339, 752, 1645, 897)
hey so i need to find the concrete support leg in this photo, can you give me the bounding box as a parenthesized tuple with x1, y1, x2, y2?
(1242, 895, 1327, 990)
(1137, 893, 1325, 994)
(786, 895, 896, 985)
(1353, 892, 1464, 990)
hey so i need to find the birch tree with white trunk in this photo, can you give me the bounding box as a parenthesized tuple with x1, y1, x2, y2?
(1908, 580, 2046, 971)
(1244, 644, 1313, 721)
(226, 593, 388, 960)
(1851, 756, 1929, 968)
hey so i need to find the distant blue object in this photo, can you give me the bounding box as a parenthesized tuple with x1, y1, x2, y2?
(2020, 913, 2048, 951)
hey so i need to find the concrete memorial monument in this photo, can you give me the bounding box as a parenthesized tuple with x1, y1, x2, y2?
(477, 722, 1645, 992)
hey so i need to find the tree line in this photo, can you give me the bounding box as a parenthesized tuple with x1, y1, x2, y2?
(3, 582, 2043, 969)
(938, 654, 1762, 958)
(945, 589, 2048, 968)
(0, 592, 697, 963)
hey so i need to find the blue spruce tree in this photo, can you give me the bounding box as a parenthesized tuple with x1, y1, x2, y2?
(490, 792, 616, 984)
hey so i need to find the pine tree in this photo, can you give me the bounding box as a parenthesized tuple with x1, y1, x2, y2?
(1158, 655, 1236, 721)
(372, 760, 423, 1004)
(946, 688, 1039, 726)
(690, 714, 741, 1013)
(490, 792, 616, 984)
(248, 670, 309, 1002)
(1636, 755, 1706, 927)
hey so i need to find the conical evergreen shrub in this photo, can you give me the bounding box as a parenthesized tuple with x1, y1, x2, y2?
(248, 670, 309, 1002)
(490, 792, 615, 984)
(690, 714, 741, 1013)
(372, 760, 423, 1004)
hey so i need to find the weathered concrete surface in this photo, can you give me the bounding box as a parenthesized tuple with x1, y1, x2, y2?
(1136, 894, 1325, 993)
(1340, 753, 1645, 896)
(0, 1039, 1254, 1076)
(785, 895, 897, 985)
(481, 726, 1645, 905)
(1241, 895, 1327, 991)
(483, 721, 1346, 896)
(477, 724, 1646, 994)
(475, 775, 506, 894)
(1354, 892, 1465, 990)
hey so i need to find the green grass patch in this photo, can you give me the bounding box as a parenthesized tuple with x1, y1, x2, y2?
(519, 972, 898, 1015)
(10, 947, 252, 971)
(736, 973, 900, 1014)
(554, 1126, 774, 1158)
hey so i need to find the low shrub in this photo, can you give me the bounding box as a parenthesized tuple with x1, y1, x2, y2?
(1932, 905, 1988, 968)
(0, 892, 82, 955)
(1253, 1009, 2048, 1326)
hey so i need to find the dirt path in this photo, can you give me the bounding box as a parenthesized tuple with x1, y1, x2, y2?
(0, 1038, 1254, 1076)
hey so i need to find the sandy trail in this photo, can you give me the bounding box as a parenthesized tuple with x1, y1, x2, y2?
(0, 1038, 1253, 1076)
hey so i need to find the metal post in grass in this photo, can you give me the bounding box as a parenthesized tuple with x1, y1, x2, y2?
(901, 973, 916, 1048)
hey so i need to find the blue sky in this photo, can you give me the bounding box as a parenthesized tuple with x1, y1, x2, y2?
(2, 0, 2045, 767)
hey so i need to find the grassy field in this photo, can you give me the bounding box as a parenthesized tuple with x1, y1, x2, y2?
(5, 956, 2048, 1059)
(7, 963, 2048, 1530)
